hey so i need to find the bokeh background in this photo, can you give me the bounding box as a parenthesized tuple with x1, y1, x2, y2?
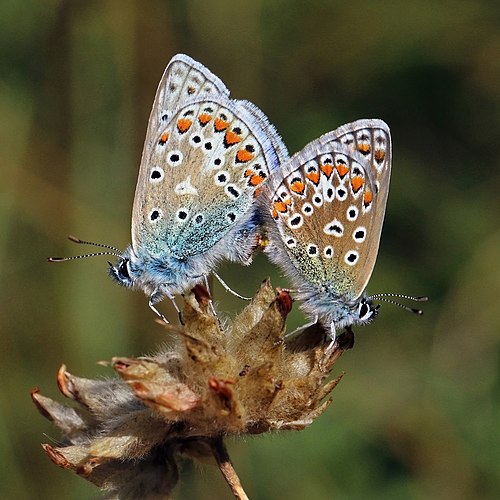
(2, 1, 499, 498)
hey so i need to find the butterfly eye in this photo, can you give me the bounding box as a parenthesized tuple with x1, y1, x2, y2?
(358, 302, 373, 321)
(119, 259, 131, 280)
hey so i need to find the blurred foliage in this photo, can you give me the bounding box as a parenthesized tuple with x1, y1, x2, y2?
(1, 0, 499, 498)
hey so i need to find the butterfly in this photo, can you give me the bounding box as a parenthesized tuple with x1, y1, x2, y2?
(262, 119, 398, 340)
(50, 54, 289, 321)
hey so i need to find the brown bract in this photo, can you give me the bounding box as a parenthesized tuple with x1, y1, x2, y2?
(32, 279, 353, 499)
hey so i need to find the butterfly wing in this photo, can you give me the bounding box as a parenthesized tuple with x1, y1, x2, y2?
(132, 54, 232, 248)
(236, 99, 289, 168)
(264, 119, 391, 300)
(143, 54, 230, 148)
(132, 55, 287, 261)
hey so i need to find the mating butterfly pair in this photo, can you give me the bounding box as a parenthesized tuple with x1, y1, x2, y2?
(52, 54, 408, 340)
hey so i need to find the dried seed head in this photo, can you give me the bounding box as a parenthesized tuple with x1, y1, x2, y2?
(33, 279, 352, 498)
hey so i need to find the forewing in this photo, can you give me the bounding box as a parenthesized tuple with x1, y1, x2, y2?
(236, 99, 289, 166)
(132, 54, 231, 247)
(265, 119, 391, 299)
(133, 97, 282, 258)
(144, 54, 230, 146)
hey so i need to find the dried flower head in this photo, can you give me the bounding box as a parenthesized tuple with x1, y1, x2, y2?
(32, 279, 353, 499)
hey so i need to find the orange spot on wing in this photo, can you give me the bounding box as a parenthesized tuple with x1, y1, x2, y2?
(357, 143, 371, 154)
(363, 190, 373, 206)
(335, 163, 349, 178)
(198, 113, 212, 125)
(374, 149, 386, 162)
(274, 201, 288, 213)
(249, 174, 264, 186)
(236, 149, 254, 163)
(225, 130, 241, 146)
(306, 172, 320, 185)
(158, 132, 169, 145)
(290, 180, 305, 195)
(254, 187, 262, 198)
(320, 163, 333, 178)
(215, 118, 229, 131)
(351, 176, 364, 193)
(177, 118, 192, 133)
(244, 168, 254, 178)
(272, 208, 279, 219)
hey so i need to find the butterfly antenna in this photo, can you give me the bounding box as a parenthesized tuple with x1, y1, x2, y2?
(67, 235, 121, 253)
(48, 235, 121, 262)
(368, 293, 428, 315)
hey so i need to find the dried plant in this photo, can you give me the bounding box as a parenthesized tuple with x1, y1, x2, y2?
(32, 279, 353, 499)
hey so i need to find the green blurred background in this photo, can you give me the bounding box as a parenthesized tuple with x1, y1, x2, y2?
(1, 0, 499, 498)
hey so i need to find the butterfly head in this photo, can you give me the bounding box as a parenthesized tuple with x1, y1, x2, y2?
(299, 284, 379, 331)
(323, 292, 426, 335)
(356, 298, 379, 324)
(107, 246, 180, 294)
(323, 296, 379, 343)
(108, 247, 143, 289)
(107, 244, 205, 298)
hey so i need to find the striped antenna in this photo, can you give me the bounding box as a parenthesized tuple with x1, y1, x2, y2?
(368, 293, 428, 315)
(48, 235, 121, 262)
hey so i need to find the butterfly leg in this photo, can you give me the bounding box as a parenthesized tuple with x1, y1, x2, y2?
(212, 272, 252, 301)
(316, 322, 338, 371)
(149, 288, 183, 325)
(166, 291, 184, 325)
(323, 321, 337, 355)
(202, 275, 220, 319)
(148, 293, 169, 325)
(329, 321, 337, 344)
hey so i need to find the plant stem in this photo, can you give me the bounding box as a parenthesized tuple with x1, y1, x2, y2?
(210, 436, 249, 500)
